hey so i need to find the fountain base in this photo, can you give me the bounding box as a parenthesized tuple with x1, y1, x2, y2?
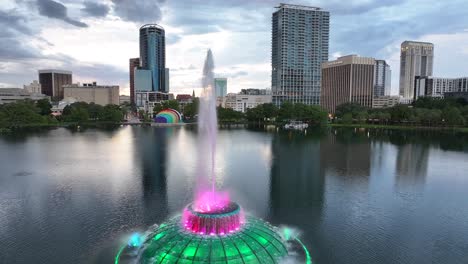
(115, 202, 310, 263)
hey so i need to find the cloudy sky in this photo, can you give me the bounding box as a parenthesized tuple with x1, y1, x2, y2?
(1, 0, 467, 96)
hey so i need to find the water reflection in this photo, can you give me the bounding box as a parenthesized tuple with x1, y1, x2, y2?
(322, 128, 372, 178)
(1, 127, 468, 264)
(133, 127, 169, 226)
(395, 144, 429, 187)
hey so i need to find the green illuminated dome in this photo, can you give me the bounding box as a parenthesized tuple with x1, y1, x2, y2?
(117, 215, 289, 264)
(140, 216, 287, 263)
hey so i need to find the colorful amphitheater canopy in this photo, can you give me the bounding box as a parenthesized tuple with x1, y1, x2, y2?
(155, 108, 182, 123)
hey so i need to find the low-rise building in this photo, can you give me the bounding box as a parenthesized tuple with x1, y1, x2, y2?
(176, 94, 193, 112)
(372, 96, 400, 108)
(63, 82, 119, 106)
(444, 91, 468, 102)
(119, 95, 131, 105)
(135, 91, 174, 114)
(23, 80, 42, 94)
(51, 97, 78, 116)
(0, 88, 49, 104)
(414, 76, 468, 100)
(224, 90, 272, 113)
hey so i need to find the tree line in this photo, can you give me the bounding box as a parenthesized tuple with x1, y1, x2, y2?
(158, 99, 329, 124)
(0, 99, 127, 129)
(334, 97, 468, 127)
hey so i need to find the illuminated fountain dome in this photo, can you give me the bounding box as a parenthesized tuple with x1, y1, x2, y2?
(116, 202, 310, 263)
(154, 108, 182, 123)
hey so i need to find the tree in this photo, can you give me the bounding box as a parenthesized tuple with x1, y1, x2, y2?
(62, 102, 90, 122)
(183, 98, 199, 119)
(217, 107, 244, 122)
(303, 105, 328, 125)
(153, 103, 163, 115)
(442, 107, 465, 126)
(98, 105, 124, 122)
(0, 110, 8, 128)
(335, 103, 367, 118)
(245, 106, 264, 122)
(0, 101, 46, 127)
(262, 103, 278, 119)
(341, 113, 353, 124)
(36, 99, 52, 116)
(67, 107, 89, 122)
(88, 103, 104, 120)
(161, 100, 180, 111)
(277, 101, 294, 121)
(389, 105, 411, 122)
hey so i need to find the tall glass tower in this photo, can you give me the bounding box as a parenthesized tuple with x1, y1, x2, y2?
(272, 4, 330, 106)
(139, 24, 167, 92)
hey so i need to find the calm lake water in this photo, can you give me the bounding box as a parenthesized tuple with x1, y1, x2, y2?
(1, 126, 468, 264)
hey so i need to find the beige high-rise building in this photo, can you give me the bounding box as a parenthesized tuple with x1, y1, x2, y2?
(321, 55, 375, 114)
(63, 82, 119, 106)
(399, 41, 434, 100)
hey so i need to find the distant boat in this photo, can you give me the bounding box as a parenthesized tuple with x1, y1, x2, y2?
(284, 121, 308, 130)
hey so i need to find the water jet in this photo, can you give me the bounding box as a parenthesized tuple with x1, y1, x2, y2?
(115, 50, 311, 263)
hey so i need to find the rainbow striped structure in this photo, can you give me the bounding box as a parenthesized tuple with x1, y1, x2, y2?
(154, 109, 182, 123)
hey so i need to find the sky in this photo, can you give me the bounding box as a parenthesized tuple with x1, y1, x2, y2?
(0, 0, 467, 96)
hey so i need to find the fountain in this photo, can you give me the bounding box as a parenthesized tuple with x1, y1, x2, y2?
(115, 50, 311, 264)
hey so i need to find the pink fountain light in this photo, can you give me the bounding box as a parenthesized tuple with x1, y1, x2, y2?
(182, 50, 246, 236)
(193, 190, 230, 213)
(182, 201, 245, 235)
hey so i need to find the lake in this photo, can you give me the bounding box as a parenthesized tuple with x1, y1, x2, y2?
(1, 126, 468, 263)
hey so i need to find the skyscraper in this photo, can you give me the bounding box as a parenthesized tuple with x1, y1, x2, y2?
(129, 58, 140, 104)
(271, 3, 330, 106)
(399, 41, 434, 100)
(139, 24, 167, 92)
(38, 69, 72, 100)
(214, 78, 227, 97)
(374, 60, 391, 97)
(321, 55, 375, 113)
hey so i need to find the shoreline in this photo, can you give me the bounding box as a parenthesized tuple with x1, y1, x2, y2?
(2, 122, 468, 134)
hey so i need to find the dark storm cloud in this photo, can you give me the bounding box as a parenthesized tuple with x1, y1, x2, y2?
(36, 0, 88, 27)
(111, 0, 164, 23)
(81, 1, 110, 17)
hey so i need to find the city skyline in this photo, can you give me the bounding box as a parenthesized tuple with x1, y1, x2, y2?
(1, 0, 468, 96)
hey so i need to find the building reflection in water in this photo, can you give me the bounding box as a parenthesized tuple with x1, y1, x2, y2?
(269, 131, 324, 225)
(133, 127, 170, 226)
(322, 128, 372, 178)
(395, 144, 429, 187)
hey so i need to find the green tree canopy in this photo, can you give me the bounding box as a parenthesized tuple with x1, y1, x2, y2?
(98, 105, 124, 122)
(36, 98, 52, 116)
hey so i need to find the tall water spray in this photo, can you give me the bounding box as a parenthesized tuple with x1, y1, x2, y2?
(194, 49, 230, 212)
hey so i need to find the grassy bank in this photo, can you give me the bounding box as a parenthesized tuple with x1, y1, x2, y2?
(330, 123, 468, 133)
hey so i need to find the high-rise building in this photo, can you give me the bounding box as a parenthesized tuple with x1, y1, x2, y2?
(399, 41, 434, 100)
(271, 3, 330, 106)
(129, 58, 140, 104)
(374, 60, 391, 97)
(139, 24, 167, 92)
(38, 70, 72, 100)
(214, 78, 227, 97)
(321, 55, 375, 113)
